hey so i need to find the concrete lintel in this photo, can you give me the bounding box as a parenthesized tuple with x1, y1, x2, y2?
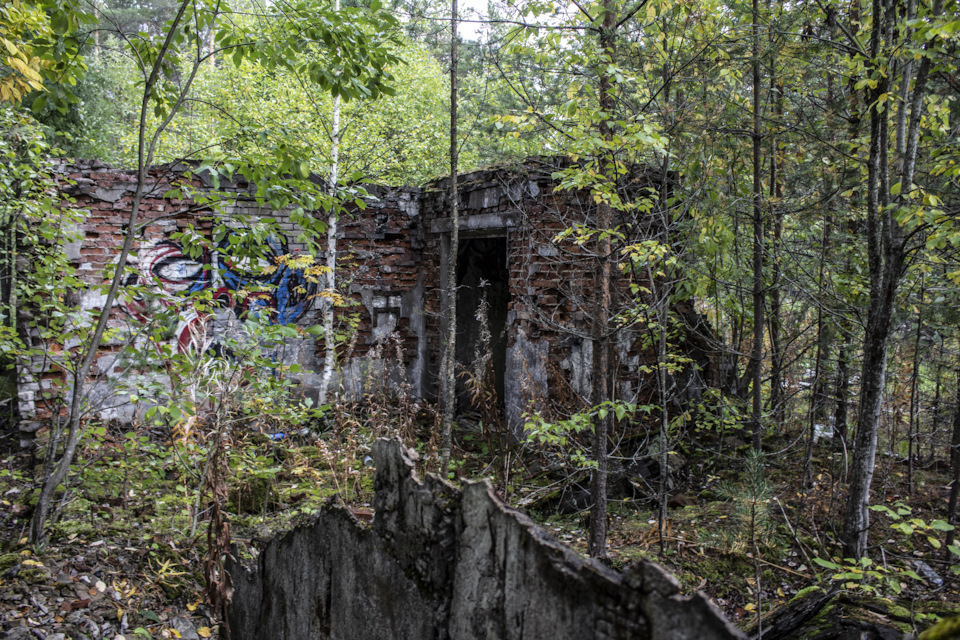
(429, 212, 519, 235)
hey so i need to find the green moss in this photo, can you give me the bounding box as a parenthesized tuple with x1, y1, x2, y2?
(789, 585, 825, 603)
(18, 566, 51, 584)
(53, 519, 99, 539)
(883, 601, 913, 620)
(0, 553, 21, 572)
(920, 615, 960, 640)
(806, 600, 838, 634)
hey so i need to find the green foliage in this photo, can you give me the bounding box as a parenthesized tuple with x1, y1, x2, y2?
(0, 105, 90, 395)
(716, 450, 780, 554)
(0, 0, 91, 107)
(523, 400, 644, 469)
(812, 504, 959, 595)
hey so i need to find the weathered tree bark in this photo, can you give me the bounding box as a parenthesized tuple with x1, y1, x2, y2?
(439, 0, 459, 476)
(750, 0, 764, 451)
(841, 0, 941, 558)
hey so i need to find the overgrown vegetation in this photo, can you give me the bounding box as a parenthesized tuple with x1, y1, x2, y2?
(2, 0, 960, 637)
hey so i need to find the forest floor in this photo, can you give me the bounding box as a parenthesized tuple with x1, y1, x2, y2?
(1, 418, 958, 639)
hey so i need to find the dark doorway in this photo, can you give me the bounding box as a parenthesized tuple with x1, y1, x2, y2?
(456, 237, 509, 413)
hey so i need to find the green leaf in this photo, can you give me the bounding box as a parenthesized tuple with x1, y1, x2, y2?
(813, 557, 843, 571)
(832, 572, 863, 581)
(139, 609, 161, 623)
(929, 520, 955, 531)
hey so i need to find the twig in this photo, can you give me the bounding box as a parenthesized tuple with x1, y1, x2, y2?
(775, 496, 813, 566)
(756, 557, 812, 580)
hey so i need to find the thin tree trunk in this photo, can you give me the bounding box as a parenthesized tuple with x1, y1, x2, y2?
(944, 367, 960, 552)
(2, 207, 19, 448)
(588, 0, 617, 559)
(768, 77, 784, 432)
(439, 0, 459, 476)
(30, 0, 200, 545)
(842, 0, 940, 558)
(750, 0, 765, 452)
(318, 0, 342, 408)
(93, 1, 100, 56)
(931, 353, 943, 463)
(834, 337, 850, 450)
(804, 311, 824, 488)
(907, 276, 923, 495)
(656, 95, 672, 555)
(841, 0, 892, 560)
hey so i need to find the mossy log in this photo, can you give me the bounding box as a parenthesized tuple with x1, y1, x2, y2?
(747, 587, 955, 640)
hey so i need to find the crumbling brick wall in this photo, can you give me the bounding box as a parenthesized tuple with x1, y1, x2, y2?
(19, 159, 688, 438)
(226, 438, 744, 640)
(418, 159, 669, 433)
(17, 161, 325, 434)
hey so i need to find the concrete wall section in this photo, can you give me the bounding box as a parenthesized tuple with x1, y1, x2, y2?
(227, 438, 744, 640)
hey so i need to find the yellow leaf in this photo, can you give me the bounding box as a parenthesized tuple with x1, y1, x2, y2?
(777, 588, 786, 597)
(187, 600, 200, 612)
(198, 627, 212, 638)
(117, 608, 124, 622)
(169, 629, 181, 639)
(744, 603, 756, 612)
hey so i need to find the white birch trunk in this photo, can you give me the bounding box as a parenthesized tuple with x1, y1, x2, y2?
(318, 0, 341, 406)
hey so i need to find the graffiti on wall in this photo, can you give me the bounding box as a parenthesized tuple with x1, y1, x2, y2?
(121, 236, 317, 352)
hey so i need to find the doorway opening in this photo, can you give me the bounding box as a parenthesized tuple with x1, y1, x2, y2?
(455, 237, 509, 414)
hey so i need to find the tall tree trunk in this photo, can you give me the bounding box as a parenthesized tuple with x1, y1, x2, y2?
(907, 276, 923, 495)
(841, 0, 940, 558)
(1, 207, 19, 449)
(931, 352, 943, 463)
(944, 368, 960, 552)
(834, 336, 850, 450)
(768, 79, 784, 432)
(805, 214, 832, 486)
(805, 312, 825, 487)
(588, 0, 617, 559)
(750, 0, 765, 451)
(318, 0, 342, 408)
(439, 0, 459, 475)
(93, 0, 100, 56)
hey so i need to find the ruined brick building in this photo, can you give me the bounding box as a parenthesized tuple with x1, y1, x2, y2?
(16, 158, 712, 440)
